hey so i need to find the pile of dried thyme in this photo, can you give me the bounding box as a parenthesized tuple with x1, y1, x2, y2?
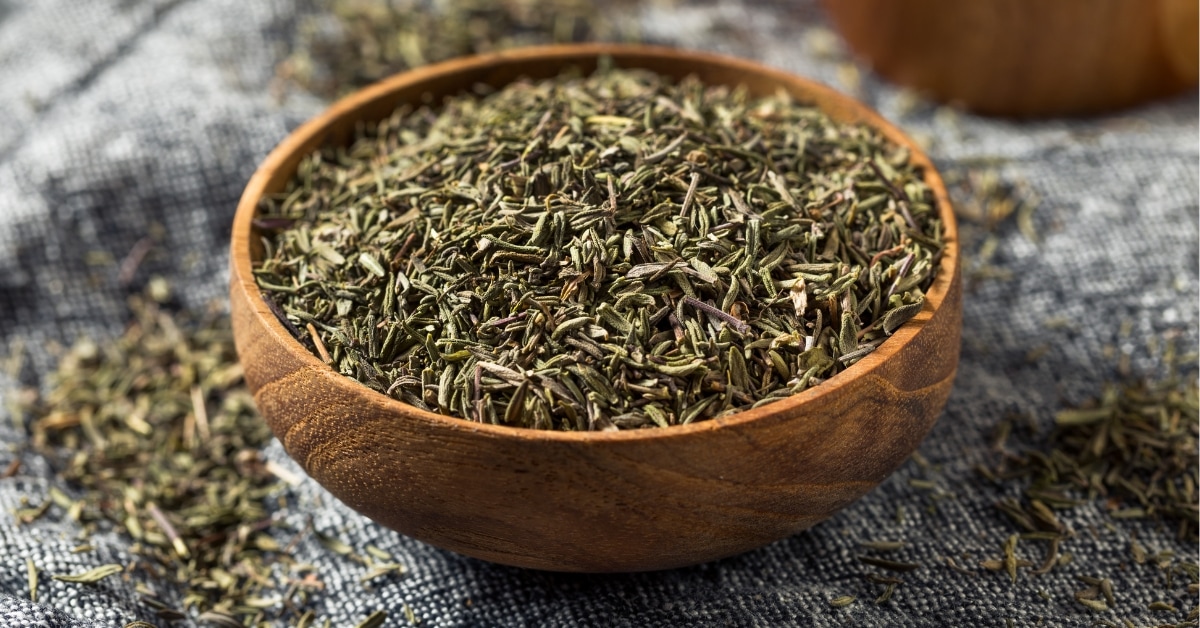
(17, 283, 324, 625)
(253, 66, 944, 430)
(943, 164, 1039, 286)
(983, 372, 1199, 539)
(976, 372, 1199, 618)
(280, 0, 643, 99)
(824, 373, 1199, 617)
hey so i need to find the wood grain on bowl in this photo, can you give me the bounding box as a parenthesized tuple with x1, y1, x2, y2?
(823, 0, 1199, 116)
(230, 44, 961, 572)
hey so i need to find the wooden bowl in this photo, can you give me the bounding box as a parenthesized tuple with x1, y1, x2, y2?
(822, 0, 1199, 116)
(230, 44, 962, 572)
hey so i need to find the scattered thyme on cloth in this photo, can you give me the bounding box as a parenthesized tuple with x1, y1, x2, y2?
(20, 286, 320, 625)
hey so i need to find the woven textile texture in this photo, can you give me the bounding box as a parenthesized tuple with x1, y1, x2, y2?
(1, 1, 1197, 626)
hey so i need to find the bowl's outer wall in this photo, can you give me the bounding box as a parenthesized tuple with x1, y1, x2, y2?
(230, 45, 962, 572)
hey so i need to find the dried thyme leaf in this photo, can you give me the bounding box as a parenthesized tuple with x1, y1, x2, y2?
(829, 595, 856, 608)
(1075, 596, 1108, 612)
(355, 610, 387, 628)
(360, 562, 406, 583)
(51, 564, 124, 584)
(1130, 538, 1147, 564)
(316, 530, 357, 557)
(866, 573, 904, 605)
(25, 558, 36, 602)
(1003, 534, 1020, 583)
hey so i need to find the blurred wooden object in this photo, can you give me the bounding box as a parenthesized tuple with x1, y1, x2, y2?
(823, 0, 1199, 116)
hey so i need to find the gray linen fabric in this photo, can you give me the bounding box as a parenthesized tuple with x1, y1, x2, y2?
(1, 1, 1196, 626)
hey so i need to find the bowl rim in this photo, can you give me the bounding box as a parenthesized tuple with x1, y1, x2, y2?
(231, 42, 959, 444)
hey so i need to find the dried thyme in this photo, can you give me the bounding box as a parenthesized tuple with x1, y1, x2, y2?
(281, 0, 642, 99)
(20, 287, 325, 623)
(254, 66, 944, 430)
